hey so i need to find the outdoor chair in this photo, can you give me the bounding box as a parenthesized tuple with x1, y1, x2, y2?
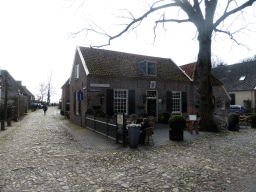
(144, 127, 154, 145)
(147, 116, 155, 128)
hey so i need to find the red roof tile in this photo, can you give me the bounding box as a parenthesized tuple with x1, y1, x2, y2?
(180, 62, 223, 86)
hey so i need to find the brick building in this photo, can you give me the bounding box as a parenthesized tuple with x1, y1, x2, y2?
(180, 63, 231, 116)
(63, 47, 230, 126)
(0, 70, 35, 119)
(60, 78, 70, 115)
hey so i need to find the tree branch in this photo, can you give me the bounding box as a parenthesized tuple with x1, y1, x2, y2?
(214, 28, 246, 47)
(80, 2, 180, 47)
(214, 0, 256, 28)
(155, 19, 190, 23)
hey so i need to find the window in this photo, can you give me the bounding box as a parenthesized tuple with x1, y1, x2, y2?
(172, 92, 181, 113)
(230, 94, 235, 105)
(147, 62, 156, 76)
(75, 92, 80, 115)
(114, 90, 128, 114)
(239, 76, 246, 81)
(75, 64, 79, 79)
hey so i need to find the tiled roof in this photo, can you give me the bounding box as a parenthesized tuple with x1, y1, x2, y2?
(212, 61, 256, 91)
(180, 63, 196, 79)
(180, 63, 223, 86)
(61, 78, 70, 89)
(78, 47, 191, 81)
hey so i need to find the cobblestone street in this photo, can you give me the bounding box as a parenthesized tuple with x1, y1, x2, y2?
(0, 107, 256, 191)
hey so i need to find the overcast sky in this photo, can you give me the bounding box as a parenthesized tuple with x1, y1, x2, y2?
(0, 0, 255, 102)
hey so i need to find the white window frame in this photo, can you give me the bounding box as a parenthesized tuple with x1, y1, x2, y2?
(114, 89, 128, 114)
(146, 61, 157, 76)
(172, 91, 181, 113)
(75, 64, 79, 79)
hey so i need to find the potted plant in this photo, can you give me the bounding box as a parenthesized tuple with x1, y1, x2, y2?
(169, 115, 186, 141)
(93, 104, 102, 110)
(130, 114, 137, 124)
(251, 113, 256, 128)
(228, 113, 239, 131)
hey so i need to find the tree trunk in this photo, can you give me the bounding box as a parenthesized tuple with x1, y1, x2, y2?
(197, 32, 218, 132)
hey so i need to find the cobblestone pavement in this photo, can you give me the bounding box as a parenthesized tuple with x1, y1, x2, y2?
(0, 107, 256, 191)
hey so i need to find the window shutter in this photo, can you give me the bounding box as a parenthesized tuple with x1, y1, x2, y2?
(73, 92, 76, 113)
(79, 90, 81, 115)
(128, 90, 135, 115)
(166, 91, 172, 113)
(106, 89, 114, 116)
(182, 92, 187, 113)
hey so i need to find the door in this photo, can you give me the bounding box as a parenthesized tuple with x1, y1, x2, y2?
(147, 99, 156, 117)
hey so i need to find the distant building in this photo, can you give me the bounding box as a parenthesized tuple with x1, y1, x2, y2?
(212, 62, 256, 113)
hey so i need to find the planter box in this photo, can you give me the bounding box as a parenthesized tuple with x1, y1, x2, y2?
(169, 130, 183, 141)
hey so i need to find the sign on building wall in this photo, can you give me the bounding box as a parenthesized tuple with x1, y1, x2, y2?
(77, 91, 83, 100)
(150, 81, 156, 89)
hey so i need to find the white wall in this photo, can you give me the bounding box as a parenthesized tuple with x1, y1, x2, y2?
(229, 90, 256, 112)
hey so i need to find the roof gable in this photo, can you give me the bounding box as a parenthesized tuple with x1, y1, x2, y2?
(77, 47, 191, 81)
(180, 63, 223, 86)
(212, 61, 256, 91)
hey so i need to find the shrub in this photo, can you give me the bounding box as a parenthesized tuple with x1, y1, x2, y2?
(169, 115, 186, 131)
(251, 113, 256, 128)
(228, 113, 239, 124)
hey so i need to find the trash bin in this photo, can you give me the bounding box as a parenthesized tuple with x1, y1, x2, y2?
(128, 125, 141, 148)
(1, 120, 5, 131)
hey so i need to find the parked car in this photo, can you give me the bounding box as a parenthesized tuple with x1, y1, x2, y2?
(229, 105, 249, 114)
(30, 103, 42, 109)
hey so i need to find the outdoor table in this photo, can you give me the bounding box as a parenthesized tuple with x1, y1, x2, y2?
(187, 115, 199, 134)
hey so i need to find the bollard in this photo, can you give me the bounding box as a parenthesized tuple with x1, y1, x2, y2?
(7, 118, 11, 126)
(1, 120, 5, 131)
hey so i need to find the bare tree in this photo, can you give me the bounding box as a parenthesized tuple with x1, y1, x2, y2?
(37, 83, 47, 102)
(211, 55, 227, 68)
(240, 54, 256, 62)
(46, 70, 57, 105)
(72, 0, 256, 132)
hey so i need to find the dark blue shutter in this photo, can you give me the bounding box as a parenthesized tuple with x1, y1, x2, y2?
(79, 90, 81, 115)
(166, 91, 172, 113)
(106, 89, 114, 116)
(73, 92, 76, 113)
(128, 90, 135, 115)
(182, 92, 187, 113)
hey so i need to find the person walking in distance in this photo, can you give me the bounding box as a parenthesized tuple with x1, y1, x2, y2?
(42, 104, 48, 115)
